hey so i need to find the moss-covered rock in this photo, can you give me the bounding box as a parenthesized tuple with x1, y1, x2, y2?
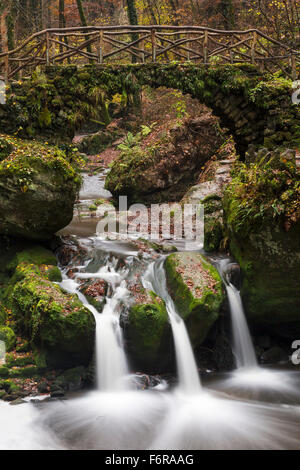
(165, 252, 224, 347)
(0, 244, 96, 368)
(224, 151, 300, 335)
(0, 134, 82, 240)
(227, 223, 300, 336)
(105, 115, 225, 204)
(123, 294, 172, 373)
(0, 326, 16, 351)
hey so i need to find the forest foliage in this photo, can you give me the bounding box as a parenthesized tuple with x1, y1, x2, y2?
(0, 0, 299, 54)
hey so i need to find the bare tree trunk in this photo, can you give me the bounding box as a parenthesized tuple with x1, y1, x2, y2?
(126, 0, 138, 63)
(76, 0, 92, 55)
(0, 1, 15, 52)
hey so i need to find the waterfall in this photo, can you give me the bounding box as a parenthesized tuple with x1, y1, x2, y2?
(218, 259, 257, 369)
(60, 262, 130, 391)
(143, 259, 202, 394)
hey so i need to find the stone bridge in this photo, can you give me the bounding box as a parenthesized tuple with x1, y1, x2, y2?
(0, 63, 299, 156)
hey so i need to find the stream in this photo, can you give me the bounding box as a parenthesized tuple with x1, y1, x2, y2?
(1, 173, 300, 450)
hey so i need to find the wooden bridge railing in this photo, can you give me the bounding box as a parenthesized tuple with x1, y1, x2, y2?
(0, 25, 299, 82)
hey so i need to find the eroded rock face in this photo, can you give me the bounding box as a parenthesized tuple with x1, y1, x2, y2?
(105, 115, 225, 204)
(0, 135, 81, 240)
(165, 252, 224, 348)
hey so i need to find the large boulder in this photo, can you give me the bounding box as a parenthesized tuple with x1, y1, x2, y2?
(123, 295, 172, 373)
(105, 115, 225, 204)
(224, 149, 300, 336)
(0, 135, 81, 240)
(227, 223, 300, 336)
(165, 252, 224, 347)
(0, 244, 95, 368)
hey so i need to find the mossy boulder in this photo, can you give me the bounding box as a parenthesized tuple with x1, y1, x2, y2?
(0, 244, 95, 368)
(123, 294, 172, 373)
(0, 326, 16, 351)
(105, 115, 224, 204)
(227, 223, 300, 336)
(0, 135, 82, 240)
(165, 252, 224, 347)
(224, 150, 300, 336)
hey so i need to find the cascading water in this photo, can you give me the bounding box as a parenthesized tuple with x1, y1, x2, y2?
(60, 258, 130, 391)
(218, 259, 257, 369)
(143, 258, 202, 394)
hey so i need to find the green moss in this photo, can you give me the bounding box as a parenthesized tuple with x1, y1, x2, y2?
(165, 253, 224, 346)
(224, 151, 299, 238)
(46, 266, 62, 282)
(0, 366, 9, 378)
(224, 150, 300, 330)
(0, 379, 20, 394)
(126, 296, 170, 371)
(228, 223, 300, 329)
(0, 244, 95, 369)
(6, 246, 57, 270)
(38, 107, 52, 128)
(0, 135, 83, 240)
(0, 64, 298, 154)
(9, 365, 39, 378)
(0, 303, 6, 324)
(0, 326, 16, 351)
(0, 134, 83, 185)
(10, 269, 95, 367)
(5, 352, 35, 367)
(0, 137, 14, 161)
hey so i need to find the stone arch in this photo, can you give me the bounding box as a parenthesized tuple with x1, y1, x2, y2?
(1, 63, 299, 155)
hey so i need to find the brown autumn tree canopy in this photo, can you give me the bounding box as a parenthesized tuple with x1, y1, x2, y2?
(0, 0, 299, 52)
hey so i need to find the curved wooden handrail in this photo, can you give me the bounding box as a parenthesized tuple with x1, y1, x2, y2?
(1, 25, 298, 59)
(0, 25, 298, 81)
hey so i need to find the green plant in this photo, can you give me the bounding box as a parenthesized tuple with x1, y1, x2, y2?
(225, 153, 299, 236)
(171, 90, 187, 119)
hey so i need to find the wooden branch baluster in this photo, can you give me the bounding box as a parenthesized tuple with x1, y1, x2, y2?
(4, 54, 9, 83)
(98, 31, 104, 64)
(0, 26, 298, 81)
(151, 29, 156, 63)
(203, 30, 208, 65)
(251, 31, 257, 64)
(46, 32, 50, 65)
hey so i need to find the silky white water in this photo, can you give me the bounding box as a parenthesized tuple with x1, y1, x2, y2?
(60, 260, 130, 391)
(143, 259, 202, 394)
(226, 283, 258, 369)
(218, 259, 257, 369)
(2, 242, 300, 450)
